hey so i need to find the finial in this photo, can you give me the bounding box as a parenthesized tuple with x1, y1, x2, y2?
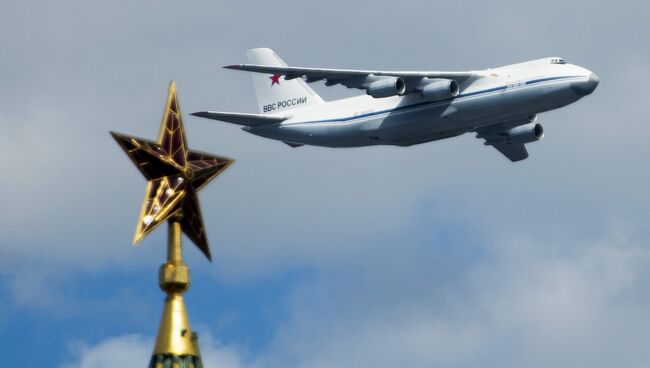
(111, 81, 234, 367)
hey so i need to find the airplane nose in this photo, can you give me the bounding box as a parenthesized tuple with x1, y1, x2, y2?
(572, 72, 600, 96)
(588, 72, 600, 91)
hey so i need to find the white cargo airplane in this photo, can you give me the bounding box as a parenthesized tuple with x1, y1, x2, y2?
(192, 48, 599, 161)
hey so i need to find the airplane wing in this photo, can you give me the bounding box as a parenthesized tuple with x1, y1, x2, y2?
(190, 111, 288, 127)
(475, 119, 537, 162)
(224, 64, 480, 92)
(487, 141, 529, 162)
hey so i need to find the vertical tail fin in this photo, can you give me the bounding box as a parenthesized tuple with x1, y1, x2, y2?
(246, 48, 324, 114)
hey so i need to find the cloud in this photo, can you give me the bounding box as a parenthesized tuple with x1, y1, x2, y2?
(57, 220, 650, 368)
(63, 335, 152, 368)
(0, 0, 648, 286)
(63, 333, 247, 368)
(256, 224, 650, 368)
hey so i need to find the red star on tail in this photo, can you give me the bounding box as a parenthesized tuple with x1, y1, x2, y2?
(270, 74, 281, 86)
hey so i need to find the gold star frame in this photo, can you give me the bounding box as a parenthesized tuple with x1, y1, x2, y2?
(111, 81, 234, 260)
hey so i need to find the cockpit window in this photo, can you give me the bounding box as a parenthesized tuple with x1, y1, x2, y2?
(551, 58, 566, 64)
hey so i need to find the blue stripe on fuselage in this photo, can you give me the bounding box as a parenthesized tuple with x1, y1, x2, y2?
(285, 75, 583, 126)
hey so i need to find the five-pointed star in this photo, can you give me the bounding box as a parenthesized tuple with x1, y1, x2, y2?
(269, 73, 281, 86)
(110, 81, 234, 261)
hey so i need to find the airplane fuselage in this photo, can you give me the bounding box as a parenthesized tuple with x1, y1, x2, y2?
(244, 58, 599, 147)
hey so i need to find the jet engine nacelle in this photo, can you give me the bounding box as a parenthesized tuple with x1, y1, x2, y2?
(418, 79, 459, 100)
(366, 77, 406, 98)
(508, 122, 544, 143)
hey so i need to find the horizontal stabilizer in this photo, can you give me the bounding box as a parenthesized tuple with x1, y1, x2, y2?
(283, 141, 304, 148)
(190, 111, 288, 127)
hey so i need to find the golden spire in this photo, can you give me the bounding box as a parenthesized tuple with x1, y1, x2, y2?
(111, 81, 234, 367)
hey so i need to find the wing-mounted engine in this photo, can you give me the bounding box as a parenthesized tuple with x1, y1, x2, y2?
(325, 74, 406, 98)
(474, 116, 543, 162)
(364, 76, 406, 98)
(324, 75, 459, 100)
(476, 117, 543, 145)
(507, 122, 544, 143)
(410, 78, 459, 100)
(344, 75, 460, 100)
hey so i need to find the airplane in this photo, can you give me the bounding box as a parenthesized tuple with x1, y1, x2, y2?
(192, 48, 599, 161)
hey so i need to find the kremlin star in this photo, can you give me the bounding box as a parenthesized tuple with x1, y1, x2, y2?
(111, 81, 234, 260)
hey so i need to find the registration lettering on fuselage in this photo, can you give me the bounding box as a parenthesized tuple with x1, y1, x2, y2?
(263, 96, 308, 112)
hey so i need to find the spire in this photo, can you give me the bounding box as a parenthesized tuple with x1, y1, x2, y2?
(111, 82, 234, 367)
(149, 216, 201, 367)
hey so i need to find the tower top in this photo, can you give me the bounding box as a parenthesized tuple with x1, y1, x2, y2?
(111, 82, 234, 367)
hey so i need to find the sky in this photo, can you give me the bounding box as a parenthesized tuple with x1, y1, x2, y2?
(1, 0, 649, 367)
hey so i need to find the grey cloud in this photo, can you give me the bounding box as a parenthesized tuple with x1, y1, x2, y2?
(1, 0, 648, 274)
